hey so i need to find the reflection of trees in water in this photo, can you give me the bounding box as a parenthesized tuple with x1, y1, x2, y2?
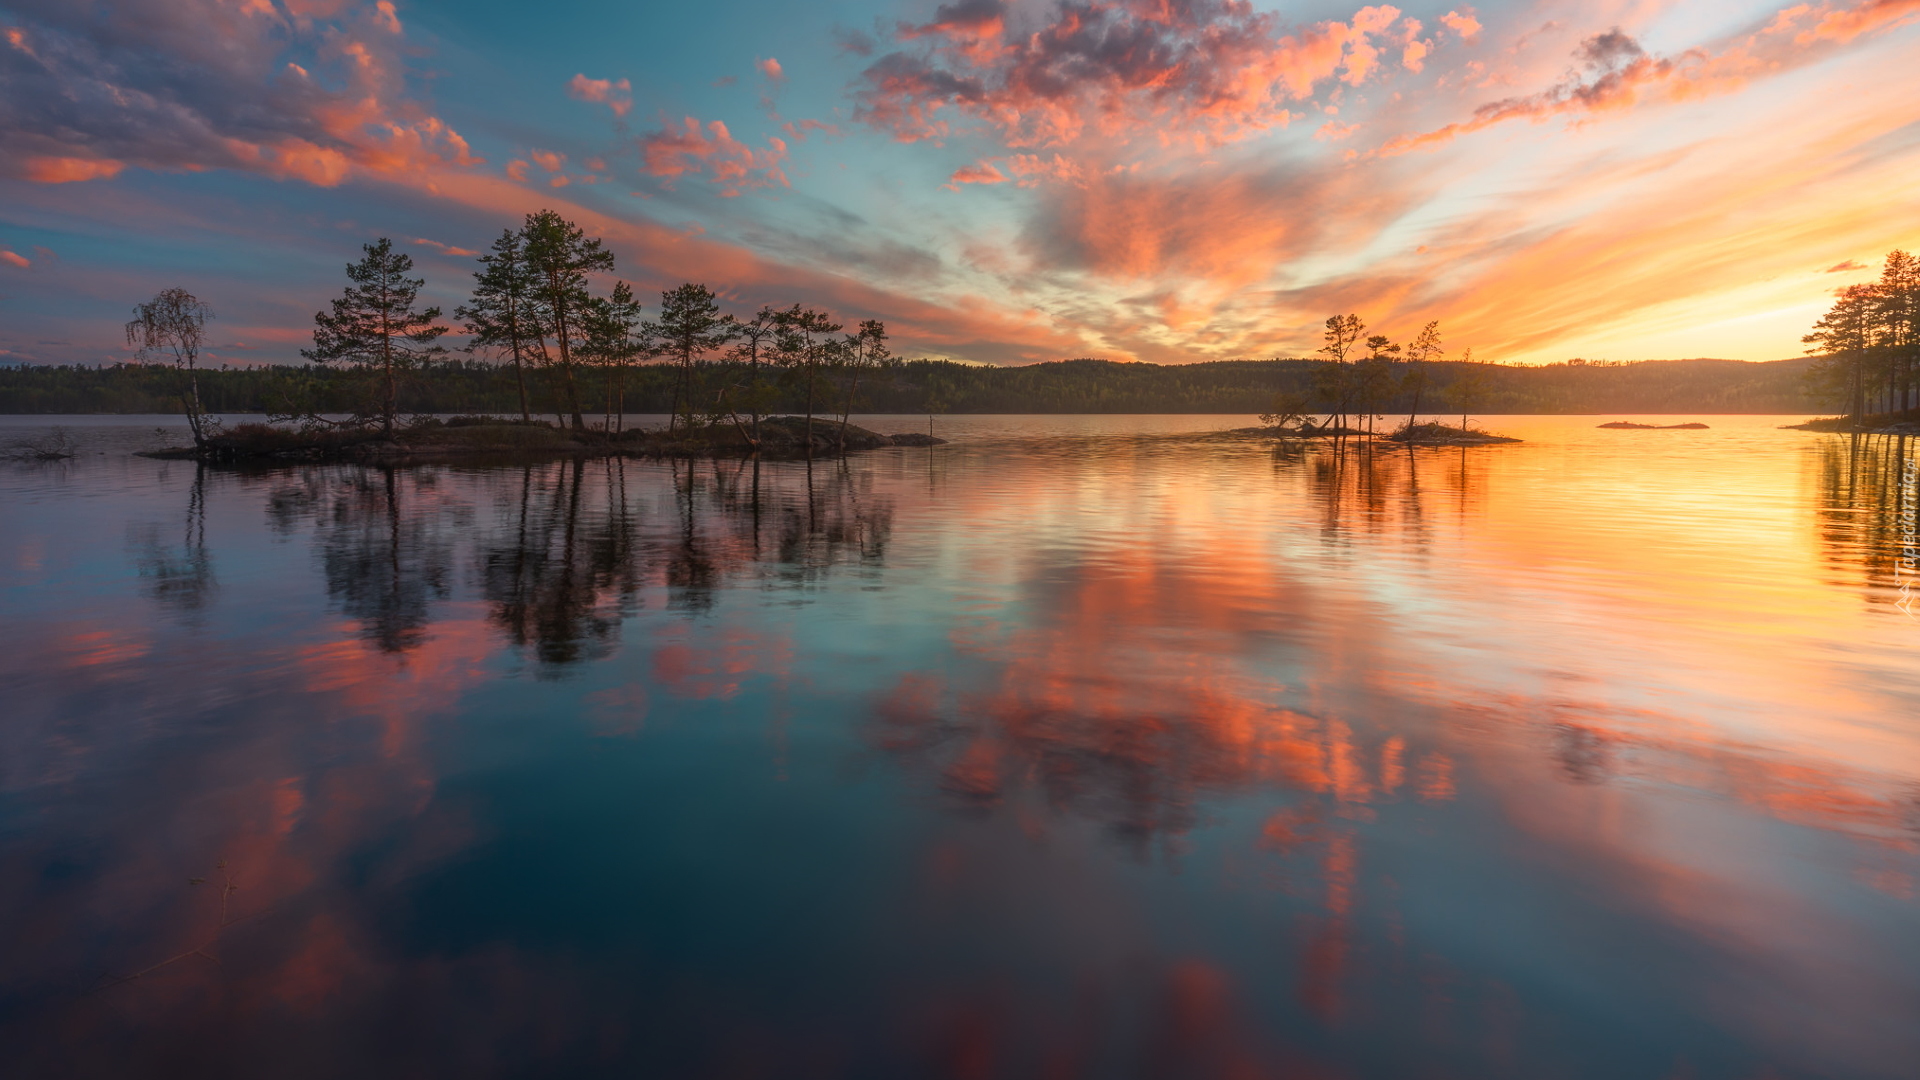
(1290, 439, 1484, 547)
(265, 467, 462, 653)
(128, 464, 215, 617)
(483, 460, 642, 669)
(1814, 433, 1917, 606)
(477, 456, 894, 670)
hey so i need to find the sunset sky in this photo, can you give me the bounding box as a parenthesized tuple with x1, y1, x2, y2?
(2, 0, 1918, 368)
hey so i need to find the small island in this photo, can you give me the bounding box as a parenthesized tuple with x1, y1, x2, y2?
(1597, 421, 1710, 429)
(1382, 421, 1521, 445)
(142, 415, 944, 464)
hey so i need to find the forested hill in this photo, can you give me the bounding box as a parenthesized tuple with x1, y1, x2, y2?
(0, 356, 1821, 416)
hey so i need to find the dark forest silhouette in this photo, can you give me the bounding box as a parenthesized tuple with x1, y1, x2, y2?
(1803, 250, 1920, 426)
(0, 353, 1821, 417)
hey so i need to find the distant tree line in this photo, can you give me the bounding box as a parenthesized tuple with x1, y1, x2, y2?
(0, 355, 1821, 416)
(1803, 250, 1918, 422)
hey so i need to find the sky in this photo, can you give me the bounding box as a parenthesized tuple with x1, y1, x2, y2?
(1, 0, 1918, 368)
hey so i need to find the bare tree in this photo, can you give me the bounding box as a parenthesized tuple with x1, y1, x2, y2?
(835, 319, 889, 450)
(728, 306, 782, 448)
(1403, 320, 1443, 433)
(126, 288, 214, 448)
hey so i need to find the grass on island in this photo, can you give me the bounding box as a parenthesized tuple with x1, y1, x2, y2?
(1382, 421, 1522, 445)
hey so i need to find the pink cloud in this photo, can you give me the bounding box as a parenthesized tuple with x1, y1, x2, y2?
(945, 160, 1008, 189)
(1382, 2, 1920, 157)
(0, 250, 29, 269)
(530, 149, 565, 173)
(639, 118, 790, 196)
(506, 159, 529, 181)
(781, 117, 840, 142)
(567, 73, 632, 117)
(1, 1, 478, 187)
(1006, 153, 1085, 187)
(1790, 0, 1920, 43)
(853, 1, 1412, 150)
(410, 237, 479, 257)
(1440, 8, 1482, 39)
(22, 156, 125, 183)
(756, 57, 785, 82)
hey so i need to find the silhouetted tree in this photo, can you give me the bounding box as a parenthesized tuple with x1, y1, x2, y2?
(304, 239, 448, 435)
(1316, 314, 1365, 431)
(728, 306, 783, 448)
(521, 210, 614, 431)
(774, 305, 842, 444)
(1806, 284, 1878, 424)
(1447, 365, 1489, 431)
(1403, 320, 1443, 432)
(458, 228, 540, 423)
(126, 288, 214, 447)
(586, 281, 646, 432)
(649, 283, 736, 432)
(835, 319, 890, 449)
(1874, 250, 1918, 415)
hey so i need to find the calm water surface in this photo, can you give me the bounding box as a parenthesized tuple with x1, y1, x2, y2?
(1, 414, 1916, 1079)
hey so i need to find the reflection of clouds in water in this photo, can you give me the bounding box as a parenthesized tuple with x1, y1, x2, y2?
(1, 426, 1917, 1077)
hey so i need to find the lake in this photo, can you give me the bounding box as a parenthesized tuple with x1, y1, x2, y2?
(1, 414, 1915, 1079)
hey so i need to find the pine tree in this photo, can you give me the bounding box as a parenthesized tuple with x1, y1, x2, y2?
(585, 281, 646, 432)
(304, 239, 447, 435)
(1804, 284, 1877, 424)
(835, 319, 890, 448)
(521, 210, 613, 431)
(773, 305, 842, 444)
(1874, 251, 1918, 415)
(728, 306, 783, 447)
(457, 229, 539, 423)
(649, 283, 736, 432)
(1317, 313, 1365, 431)
(1403, 320, 1443, 432)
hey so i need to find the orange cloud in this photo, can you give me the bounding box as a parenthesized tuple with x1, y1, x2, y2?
(22, 156, 124, 183)
(1381, 4, 1920, 158)
(854, 1, 1413, 150)
(755, 56, 784, 82)
(0, 250, 27, 268)
(946, 159, 1007, 188)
